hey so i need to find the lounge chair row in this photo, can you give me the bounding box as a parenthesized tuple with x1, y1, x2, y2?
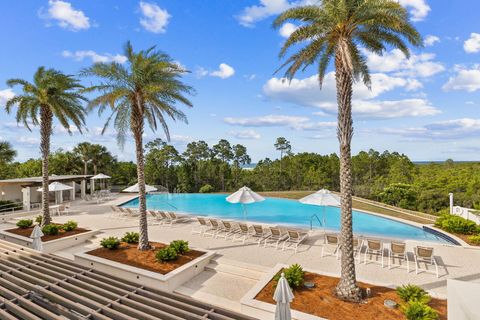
(109, 207, 191, 226)
(192, 217, 309, 253)
(322, 233, 439, 278)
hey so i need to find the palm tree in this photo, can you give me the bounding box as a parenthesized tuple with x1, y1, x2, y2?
(73, 142, 94, 175)
(82, 42, 194, 250)
(274, 0, 421, 301)
(5, 67, 87, 225)
(0, 141, 16, 164)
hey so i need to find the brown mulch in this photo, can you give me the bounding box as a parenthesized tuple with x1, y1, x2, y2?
(86, 242, 205, 275)
(452, 233, 480, 246)
(6, 225, 90, 242)
(255, 272, 447, 320)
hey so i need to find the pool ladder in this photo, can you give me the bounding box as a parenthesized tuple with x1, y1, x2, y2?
(310, 214, 325, 230)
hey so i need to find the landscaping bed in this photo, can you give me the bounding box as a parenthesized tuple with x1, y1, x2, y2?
(5, 224, 90, 242)
(87, 241, 205, 275)
(255, 271, 447, 320)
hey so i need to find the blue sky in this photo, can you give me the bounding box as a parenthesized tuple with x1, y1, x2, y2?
(1, 0, 480, 162)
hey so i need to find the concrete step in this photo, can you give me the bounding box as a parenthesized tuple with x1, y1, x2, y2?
(175, 285, 242, 312)
(205, 262, 266, 281)
(211, 256, 271, 273)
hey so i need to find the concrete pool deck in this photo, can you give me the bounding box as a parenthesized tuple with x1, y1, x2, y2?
(2, 194, 480, 314)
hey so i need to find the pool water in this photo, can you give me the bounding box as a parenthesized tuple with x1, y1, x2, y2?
(122, 193, 448, 243)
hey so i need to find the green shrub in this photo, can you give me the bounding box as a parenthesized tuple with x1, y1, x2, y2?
(16, 219, 33, 229)
(42, 224, 60, 236)
(35, 215, 42, 224)
(401, 301, 438, 320)
(62, 221, 77, 232)
(122, 232, 139, 244)
(468, 234, 480, 245)
(199, 184, 214, 193)
(435, 214, 479, 235)
(396, 284, 430, 304)
(100, 237, 121, 250)
(273, 264, 305, 289)
(155, 246, 178, 262)
(170, 240, 189, 254)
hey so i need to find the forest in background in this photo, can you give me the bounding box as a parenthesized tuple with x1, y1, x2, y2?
(0, 138, 478, 215)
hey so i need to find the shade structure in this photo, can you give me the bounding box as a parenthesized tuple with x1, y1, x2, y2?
(91, 173, 111, 193)
(36, 181, 74, 192)
(123, 183, 157, 193)
(299, 189, 340, 207)
(91, 173, 111, 180)
(30, 225, 44, 251)
(226, 186, 265, 219)
(274, 272, 294, 320)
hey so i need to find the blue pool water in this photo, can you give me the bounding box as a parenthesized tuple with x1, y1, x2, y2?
(122, 193, 448, 243)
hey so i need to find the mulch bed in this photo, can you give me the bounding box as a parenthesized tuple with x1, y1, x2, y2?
(452, 233, 479, 246)
(255, 272, 447, 320)
(6, 225, 90, 242)
(86, 242, 205, 275)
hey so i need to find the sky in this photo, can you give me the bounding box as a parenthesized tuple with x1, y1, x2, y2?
(1, 0, 480, 162)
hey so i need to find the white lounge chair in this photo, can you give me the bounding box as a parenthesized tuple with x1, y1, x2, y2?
(282, 230, 308, 253)
(251, 225, 268, 246)
(232, 223, 251, 243)
(388, 241, 409, 272)
(203, 219, 223, 238)
(321, 234, 340, 258)
(264, 227, 288, 249)
(191, 217, 210, 235)
(217, 221, 239, 240)
(414, 246, 438, 278)
(364, 239, 384, 267)
(164, 212, 189, 226)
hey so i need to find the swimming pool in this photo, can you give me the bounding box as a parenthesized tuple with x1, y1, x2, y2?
(121, 193, 448, 243)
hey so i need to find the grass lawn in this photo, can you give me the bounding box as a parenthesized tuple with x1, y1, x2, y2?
(258, 191, 435, 225)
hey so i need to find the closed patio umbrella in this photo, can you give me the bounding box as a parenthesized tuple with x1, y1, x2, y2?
(226, 186, 265, 219)
(37, 182, 74, 204)
(299, 189, 340, 230)
(123, 183, 157, 193)
(30, 225, 44, 251)
(274, 272, 294, 320)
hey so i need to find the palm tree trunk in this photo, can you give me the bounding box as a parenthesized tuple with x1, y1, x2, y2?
(40, 107, 53, 226)
(83, 161, 88, 175)
(132, 108, 150, 251)
(334, 40, 362, 302)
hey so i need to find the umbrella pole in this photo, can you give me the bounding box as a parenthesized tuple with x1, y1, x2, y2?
(323, 206, 326, 234)
(242, 204, 247, 220)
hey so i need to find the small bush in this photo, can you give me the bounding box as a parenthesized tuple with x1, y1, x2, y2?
(396, 284, 430, 304)
(199, 184, 214, 193)
(434, 214, 479, 235)
(62, 221, 77, 232)
(155, 246, 178, 262)
(16, 219, 33, 229)
(35, 215, 42, 224)
(122, 232, 139, 244)
(401, 301, 438, 320)
(468, 234, 480, 245)
(273, 264, 305, 289)
(42, 224, 60, 236)
(170, 240, 189, 254)
(100, 237, 121, 250)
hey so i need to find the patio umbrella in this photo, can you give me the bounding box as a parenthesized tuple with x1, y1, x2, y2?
(299, 189, 340, 230)
(226, 186, 265, 219)
(123, 183, 157, 193)
(91, 173, 111, 191)
(30, 225, 44, 251)
(37, 182, 74, 204)
(273, 272, 294, 320)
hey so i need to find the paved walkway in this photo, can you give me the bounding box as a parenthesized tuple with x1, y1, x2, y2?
(3, 194, 480, 310)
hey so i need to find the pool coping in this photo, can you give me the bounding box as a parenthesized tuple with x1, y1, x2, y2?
(117, 193, 462, 246)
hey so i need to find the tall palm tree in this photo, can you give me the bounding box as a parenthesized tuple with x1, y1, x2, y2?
(73, 142, 94, 175)
(0, 141, 16, 164)
(82, 42, 194, 250)
(274, 0, 421, 301)
(5, 67, 87, 225)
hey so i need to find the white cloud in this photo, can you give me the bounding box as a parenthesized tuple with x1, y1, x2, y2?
(464, 33, 480, 53)
(198, 64, 235, 79)
(424, 35, 440, 47)
(224, 115, 309, 129)
(62, 50, 127, 64)
(279, 22, 298, 38)
(229, 129, 262, 140)
(364, 49, 444, 78)
(19, 136, 40, 145)
(139, 1, 170, 34)
(0, 89, 15, 105)
(42, 0, 90, 31)
(443, 65, 480, 92)
(398, 0, 430, 21)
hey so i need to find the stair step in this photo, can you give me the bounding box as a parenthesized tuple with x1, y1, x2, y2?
(211, 256, 271, 273)
(205, 263, 266, 281)
(175, 285, 242, 312)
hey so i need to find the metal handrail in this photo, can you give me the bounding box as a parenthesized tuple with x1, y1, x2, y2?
(310, 214, 323, 230)
(0, 201, 23, 213)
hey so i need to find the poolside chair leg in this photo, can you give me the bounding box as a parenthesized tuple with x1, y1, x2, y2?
(433, 258, 439, 278)
(406, 254, 410, 273)
(414, 255, 419, 275)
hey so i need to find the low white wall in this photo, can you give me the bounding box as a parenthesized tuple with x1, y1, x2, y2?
(447, 279, 480, 320)
(0, 229, 100, 253)
(452, 206, 480, 225)
(74, 247, 216, 292)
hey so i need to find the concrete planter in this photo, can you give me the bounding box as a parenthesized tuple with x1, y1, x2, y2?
(73, 247, 216, 292)
(0, 229, 100, 253)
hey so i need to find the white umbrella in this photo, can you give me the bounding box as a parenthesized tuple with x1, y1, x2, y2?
(226, 186, 265, 219)
(37, 182, 74, 204)
(274, 272, 294, 320)
(299, 189, 340, 230)
(30, 225, 44, 251)
(123, 183, 157, 193)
